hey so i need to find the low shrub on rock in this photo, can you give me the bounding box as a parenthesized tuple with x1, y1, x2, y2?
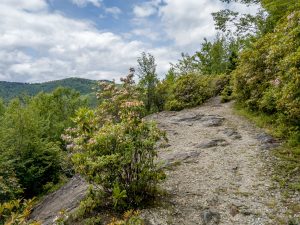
(63, 70, 166, 212)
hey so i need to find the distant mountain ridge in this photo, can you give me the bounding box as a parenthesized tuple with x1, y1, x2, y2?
(0, 77, 106, 101)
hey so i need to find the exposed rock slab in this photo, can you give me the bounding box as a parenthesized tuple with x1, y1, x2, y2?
(30, 175, 88, 225)
(162, 150, 200, 167)
(223, 128, 242, 140)
(196, 139, 229, 149)
(200, 115, 225, 127)
(256, 133, 280, 150)
(143, 97, 293, 225)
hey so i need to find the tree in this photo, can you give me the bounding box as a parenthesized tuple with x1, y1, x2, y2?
(137, 52, 159, 112)
(172, 36, 239, 76)
(0, 87, 86, 199)
(30, 87, 86, 144)
(195, 36, 233, 75)
(171, 53, 199, 75)
(0, 99, 61, 198)
(212, 0, 300, 37)
(0, 98, 5, 117)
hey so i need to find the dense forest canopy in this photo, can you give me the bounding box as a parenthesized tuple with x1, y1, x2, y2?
(0, 78, 99, 102)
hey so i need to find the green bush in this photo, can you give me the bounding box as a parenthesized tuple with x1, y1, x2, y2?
(0, 158, 22, 202)
(63, 72, 166, 211)
(0, 198, 40, 225)
(221, 85, 233, 103)
(233, 11, 300, 136)
(164, 73, 220, 111)
(165, 74, 214, 110)
(0, 88, 85, 199)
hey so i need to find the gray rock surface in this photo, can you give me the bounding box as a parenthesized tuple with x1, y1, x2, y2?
(223, 128, 242, 140)
(143, 97, 294, 225)
(196, 139, 229, 148)
(30, 175, 88, 225)
(200, 115, 225, 127)
(163, 150, 200, 167)
(202, 209, 221, 225)
(256, 133, 280, 150)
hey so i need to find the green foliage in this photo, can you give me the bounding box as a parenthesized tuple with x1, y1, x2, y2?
(0, 198, 41, 225)
(195, 37, 231, 74)
(30, 87, 87, 143)
(164, 73, 213, 111)
(112, 183, 127, 209)
(173, 36, 239, 76)
(53, 210, 68, 225)
(0, 88, 85, 199)
(0, 99, 4, 116)
(158, 71, 230, 111)
(63, 71, 166, 211)
(262, 0, 300, 26)
(69, 187, 103, 223)
(108, 210, 144, 225)
(137, 53, 159, 113)
(233, 11, 300, 138)
(214, 0, 300, 37)
(212, 8, 266, 36)
(155, 35, 238, 111)
(0, 158, 22, 202)
(220, 85, 233, 103)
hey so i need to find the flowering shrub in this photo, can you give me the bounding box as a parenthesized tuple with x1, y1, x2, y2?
(233, 11, 300, 136)
(63, 69, 166, 211)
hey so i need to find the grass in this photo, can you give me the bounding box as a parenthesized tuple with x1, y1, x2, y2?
(233, 103, 280, 137)
(233, 103, 300, 193)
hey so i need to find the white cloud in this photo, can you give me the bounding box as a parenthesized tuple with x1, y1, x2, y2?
(105, 6, 122, 19)
(0, 0, 176, 82)
(133, 0, 163, 18)
(158, 0, 223, 50)
(0, 0, 259, 83)
(131, 28, 161, 41)
(0, 0, 47, 11)
(130, 0, 225, 52)
(70, 0, 102, 8)
(133, 5, 156, 18)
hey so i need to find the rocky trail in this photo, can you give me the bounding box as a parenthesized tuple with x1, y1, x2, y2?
(31, 97, 299, 225)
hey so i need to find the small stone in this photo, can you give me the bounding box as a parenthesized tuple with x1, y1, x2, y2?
(196, 139, 229, 149)
(223, 128, 242, 139)
(256, 133, 275, 144)
(256, 133, 280, 150)
(201, 115, 225, 127)
(160, 143, 171, 148)
(232, 166, 238, 171)
(229, 204, 239, 217)
(201, 209, 221, 225)
(162, 150, 200, 167)
(175, 114, 204, 122)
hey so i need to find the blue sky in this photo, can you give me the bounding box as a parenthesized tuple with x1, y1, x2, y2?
(0, 0, 258, 82)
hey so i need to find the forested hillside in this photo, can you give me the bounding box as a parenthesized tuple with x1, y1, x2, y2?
(0, 78, 99, 101)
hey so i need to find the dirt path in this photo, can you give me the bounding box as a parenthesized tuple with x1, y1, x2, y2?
(142, 97, 290, 225)
(31, 97, 297, 225)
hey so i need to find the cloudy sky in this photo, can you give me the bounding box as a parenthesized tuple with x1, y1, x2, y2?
(0, 0, 258, 83)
